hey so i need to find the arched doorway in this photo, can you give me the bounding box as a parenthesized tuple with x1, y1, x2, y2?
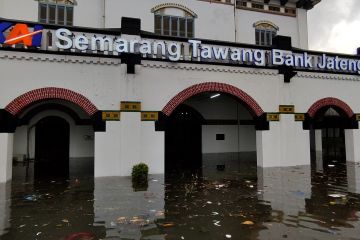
(307, 98, 357, 173)
(35, 116, 70, 179)
(312, 107, 347, 165)
(6, 87, 104, 182)
(162, 83, 267, 178)
(165, 104, 205, 173)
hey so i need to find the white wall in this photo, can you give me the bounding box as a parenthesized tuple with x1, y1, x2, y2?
(0, 0, 103, 28)
(202, 125, 256, 153)
(236, 9, 299, 47)
(0, 0, 38, 22)
(106, 0, 236, 41)
(185, 92, 256, 154)
(0, 52, 122, 111)
(74, 0, 103, 28)
(0, 0, 307, 47)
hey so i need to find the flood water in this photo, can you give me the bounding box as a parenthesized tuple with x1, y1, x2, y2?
(1, 154, 360, 239)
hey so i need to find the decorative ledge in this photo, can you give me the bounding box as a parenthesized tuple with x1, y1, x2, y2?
(279, 105, 295, 114)
(141, 111, 159, 121)
(142, 62, 278, 75)
(120, 101, 142, 112)
(0, 52, 121, 65)
(267, 113, 280, 121)
(102, 111, 121, 121)
(295, 113, 305, 122)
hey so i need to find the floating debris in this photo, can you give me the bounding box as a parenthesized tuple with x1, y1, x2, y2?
(162, 223, 175, 228)
(226, 234, 232, 238)
(213, 220, 221, 227)
(23, 194, 38, 202)
(215, 184, 226, 189)
(241, 220, 254, 225)
(211, 212, 219, 216)
(117, 217, 127, 224)
(328, 193, 346, 198)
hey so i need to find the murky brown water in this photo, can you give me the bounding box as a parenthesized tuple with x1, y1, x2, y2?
(1, 155, 360, 240)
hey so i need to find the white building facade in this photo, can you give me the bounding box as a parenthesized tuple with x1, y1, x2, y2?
(1, 0, 360, 184)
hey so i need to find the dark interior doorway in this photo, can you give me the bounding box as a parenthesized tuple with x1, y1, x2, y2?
(165, 104, 204, 174)
(35, 116, 70, 179)
(310, 107, 349, 170)
(322, 127, 345, 161)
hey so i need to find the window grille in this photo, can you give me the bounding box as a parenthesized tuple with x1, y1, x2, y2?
(38, 0, 74, 26)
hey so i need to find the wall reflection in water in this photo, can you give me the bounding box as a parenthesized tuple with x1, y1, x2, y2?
(1, 156, 360, 239)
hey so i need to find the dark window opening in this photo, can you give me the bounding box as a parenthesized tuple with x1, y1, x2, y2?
(216, 134, 225, 140)
(154, 14, 194, 38)
(38, 2, 74, 26)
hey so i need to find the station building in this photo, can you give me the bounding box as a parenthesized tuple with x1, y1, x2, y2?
(1, 0, 360, 185)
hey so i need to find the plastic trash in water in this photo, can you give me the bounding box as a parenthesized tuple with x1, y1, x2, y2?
(23, 194, 38, 202)
(328, 193, 346, 198)
(241, 220, 254, 225)
(213, 220, 221, 227)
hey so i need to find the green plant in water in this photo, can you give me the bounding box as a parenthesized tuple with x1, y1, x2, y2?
(132, 163, 149, 191)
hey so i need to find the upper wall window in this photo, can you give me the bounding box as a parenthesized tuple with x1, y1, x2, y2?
(38, 0, 75, 26)
(151, 3, 197, 38)
(254, 21, 279, 46)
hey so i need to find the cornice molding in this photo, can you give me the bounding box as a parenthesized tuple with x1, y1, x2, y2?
(0, 52, 121, 65)
(142, 62, 278, 75)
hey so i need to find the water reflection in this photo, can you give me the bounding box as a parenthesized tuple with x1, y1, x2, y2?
(1, 157, 360, 239)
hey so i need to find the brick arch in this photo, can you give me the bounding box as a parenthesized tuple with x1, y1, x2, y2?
(162, 82, 264, 117)
(307, 97, 354, 118)
(5, 87, 98, 116)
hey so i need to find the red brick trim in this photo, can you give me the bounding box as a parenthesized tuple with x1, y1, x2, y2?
(307, 97, 354, 118)
(162, 82, 264, 117)
(5, 87, 98, 116)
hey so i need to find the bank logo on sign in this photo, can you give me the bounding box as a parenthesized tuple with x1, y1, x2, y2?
(0, 22, 43, 47)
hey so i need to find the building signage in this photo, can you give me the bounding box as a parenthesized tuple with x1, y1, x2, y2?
(0, 22, 43, 47)
(1, 22, 360, 75)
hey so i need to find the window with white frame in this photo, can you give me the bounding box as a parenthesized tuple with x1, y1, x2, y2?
(153, 6, 195, 38)
(254, 21, 278, 46)
(38, 0, 75, 26)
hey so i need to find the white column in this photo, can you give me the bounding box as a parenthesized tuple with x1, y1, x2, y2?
(256, 122, 281, 168)
(257, 114, 310, 167)
(94, 121, 122, 178)
(140, 122, 164, 175)
(345, 129, 360, 162)
(345, 129, 360, 194)
(120, 112, 141, 176)
(0, 182, 11, 235)
(0, 133, 13, 183)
